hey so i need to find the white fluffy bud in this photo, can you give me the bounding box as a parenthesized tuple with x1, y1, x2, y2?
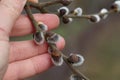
(67, 53, 85, 67)
(33, 32, 45, 45)
(112, 0, 120, 12)
(89, 15, 101, 23)
(58, 7, 70, 16)
(74, 7, 83, 16)
(38, 22, 48, 32)
(100, 8, 108, 19)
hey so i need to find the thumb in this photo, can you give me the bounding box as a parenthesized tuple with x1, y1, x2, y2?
(0, 0, 26, 79)
(0, 0, 27, 34)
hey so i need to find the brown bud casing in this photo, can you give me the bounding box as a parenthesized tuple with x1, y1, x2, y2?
(67, 53, 84, 66)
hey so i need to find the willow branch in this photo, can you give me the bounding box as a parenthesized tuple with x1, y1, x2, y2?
(24, 2, 39, 32)
(65, 9, 116, 19)
(27, 0, 117, 21)
(63, 57, 89, 80)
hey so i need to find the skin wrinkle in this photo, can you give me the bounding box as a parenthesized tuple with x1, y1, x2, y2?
(4, 54, 52, 80)
(0, 27, 9, 42)
(29, 59, 38, 76)
(10, 44, 22, 63)
(30, 54, 52, 75)
(9, 63, 19, 80)
(9, 44, 29, 63)
(0, 64, 7, 80)
(37, 43, 48, 55)
(17, 60, 35, 80)
(4, 63, 20, 80)
(9, 41, 48, 63)
(0, 41, 10, 80)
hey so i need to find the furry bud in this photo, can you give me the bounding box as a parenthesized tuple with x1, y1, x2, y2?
(70, 74, 84, 80)
(111, 0, 120, 12)
(62, 17, 73, 24)
(89, 15, 101, 23)
(38, 22, 48, 32)
(33, 32, 45, 45)
(48, 46, 63, 66)
(46, 32, 60, 44)
(99, 8, 108, 19)
(74, 7, 83, 16)
(67, 53, 84, 66)
(58, 7, 69, 16)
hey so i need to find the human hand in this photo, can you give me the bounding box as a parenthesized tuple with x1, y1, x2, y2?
(0, 0, 65, 80)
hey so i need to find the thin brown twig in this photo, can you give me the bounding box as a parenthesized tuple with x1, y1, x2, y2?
(65, 9, 116, 19)
(24, 2, 40, 32)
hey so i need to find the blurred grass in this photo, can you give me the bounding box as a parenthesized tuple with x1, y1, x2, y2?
(10, 34, 33, 41)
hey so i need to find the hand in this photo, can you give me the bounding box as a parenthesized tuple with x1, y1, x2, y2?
(0, 0, 65, 80)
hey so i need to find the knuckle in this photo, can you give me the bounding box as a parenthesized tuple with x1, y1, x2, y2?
(30, 58, 40, 74)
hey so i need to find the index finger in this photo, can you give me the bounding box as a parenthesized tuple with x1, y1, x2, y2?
(10, 14, 60, 36)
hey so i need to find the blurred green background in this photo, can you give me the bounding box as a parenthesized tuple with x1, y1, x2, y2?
(12, 0, 120, 80)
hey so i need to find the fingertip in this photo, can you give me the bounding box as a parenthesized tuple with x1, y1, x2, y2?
(56, 36, 65, 50)
(47, 14, 60, 30)
(11, 14, 60, 36)
(34, 14, 60, 30)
